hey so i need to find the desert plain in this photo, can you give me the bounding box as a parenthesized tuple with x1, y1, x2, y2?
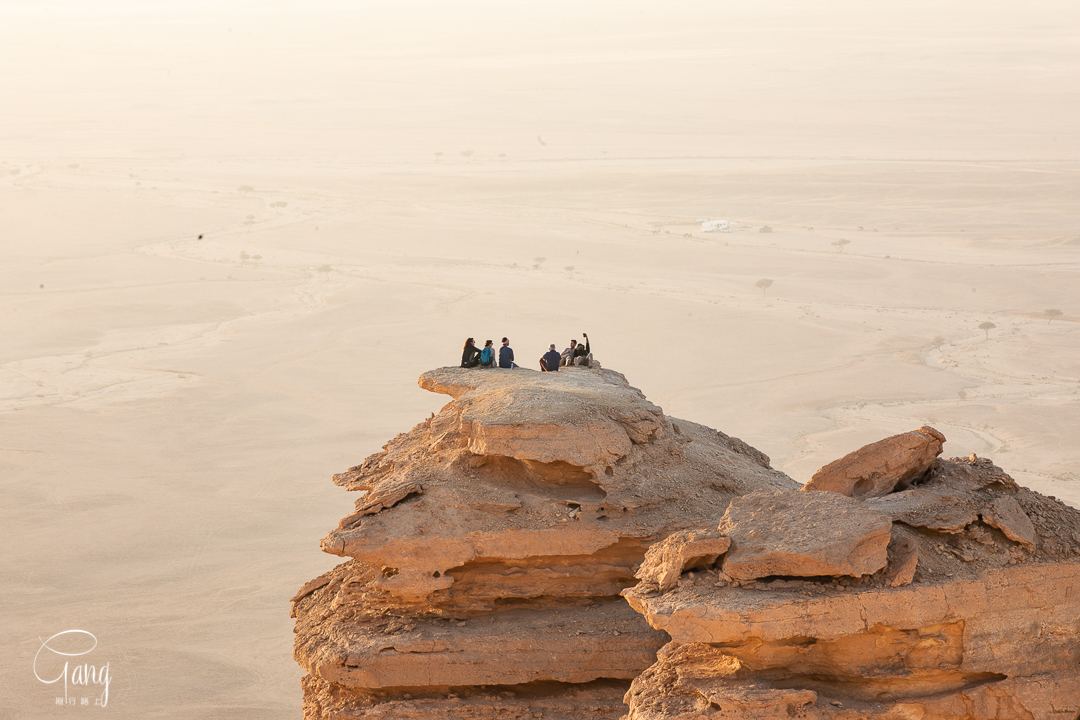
(1, 1, 1078, 718)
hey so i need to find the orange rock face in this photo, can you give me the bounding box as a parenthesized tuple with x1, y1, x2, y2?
(291, 367, 796, 719)
(294, 381, 1080, 720)
(621, 450, 1080, 720)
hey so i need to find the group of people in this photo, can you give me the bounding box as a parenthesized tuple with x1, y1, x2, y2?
(540, 333, 591, 371)
(460, 333, 592, 372)
(460, 337, 517, 369)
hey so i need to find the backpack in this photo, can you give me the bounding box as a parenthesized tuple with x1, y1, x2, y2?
(480, 346, 494, 364)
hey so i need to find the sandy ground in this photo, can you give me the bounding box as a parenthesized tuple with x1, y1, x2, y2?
(1, 1, 1078, 718)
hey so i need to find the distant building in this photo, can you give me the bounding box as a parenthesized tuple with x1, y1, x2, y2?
(701, 220, 729, 232)
(759, 225, 773, 233)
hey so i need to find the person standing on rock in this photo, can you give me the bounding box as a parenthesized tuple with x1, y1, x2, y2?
(540, 344, 561, 372)
(461, 337, 481, 368)
(498, 337, 516, 368)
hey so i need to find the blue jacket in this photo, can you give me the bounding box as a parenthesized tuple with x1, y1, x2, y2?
(499, 345, 514, 368)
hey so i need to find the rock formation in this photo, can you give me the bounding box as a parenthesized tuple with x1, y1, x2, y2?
(622, 444, 1080, 719)
(291, 366, 795, 719)
(294, 369, 1080, 720)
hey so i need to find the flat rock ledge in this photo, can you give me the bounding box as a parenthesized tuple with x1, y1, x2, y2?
(291, 366, 795, 719)
(622, 447, 1080, 720)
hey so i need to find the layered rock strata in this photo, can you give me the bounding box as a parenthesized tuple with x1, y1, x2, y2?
(623, 443, 1080, 720)
(292, 366, 796, 719)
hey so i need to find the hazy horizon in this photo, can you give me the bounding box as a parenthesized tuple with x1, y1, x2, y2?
(2, 2, 1078, 718)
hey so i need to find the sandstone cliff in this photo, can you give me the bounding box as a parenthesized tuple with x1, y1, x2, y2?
(622, 438, 1080, 719)
(291, 366, 795, 719)
(293, 371, 1080, 720)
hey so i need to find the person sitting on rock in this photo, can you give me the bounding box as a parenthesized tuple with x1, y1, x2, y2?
(461, 337, 480, 368)
(540, 344, 562, 372)
(560, 339, 578, 366)
(498, 337, 516, 368)
(571, 332, 592, 366)
(479, 340, 496, 368)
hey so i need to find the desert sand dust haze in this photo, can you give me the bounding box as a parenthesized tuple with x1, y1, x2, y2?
(1, 1, 1078, 717)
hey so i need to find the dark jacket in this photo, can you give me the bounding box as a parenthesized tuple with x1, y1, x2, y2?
(542, 350, 561, 371)
(572, 337, 590, 358)
(498, 345, 515, 368)
(461, 345, 480, 367)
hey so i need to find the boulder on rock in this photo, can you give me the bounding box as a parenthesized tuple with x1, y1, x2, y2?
(803, 425, 946, 498)
(634, 530, 730, 592)
(866, 487, 980, 533)
(718, 489, 892, 580)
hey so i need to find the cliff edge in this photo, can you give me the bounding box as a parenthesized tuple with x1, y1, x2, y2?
(291, 366, 795, 719)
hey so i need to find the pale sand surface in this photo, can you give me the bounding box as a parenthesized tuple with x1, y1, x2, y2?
(2, 1, 1078, 718)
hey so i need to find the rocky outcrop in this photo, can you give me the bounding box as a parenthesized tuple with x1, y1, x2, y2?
(803, 425, 946, 497)
(622, 441, 1080, 720)
(291, 366, 796, 719)
(295, 379, 1080, 720)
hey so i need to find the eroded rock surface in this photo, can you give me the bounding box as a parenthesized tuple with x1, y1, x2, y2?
(292, 366, 795, 718)
(635, 530, 731, 593)
(982, 495, 1036, 546)
(622, 445, 1080, 720)
(718, 489, 892, 580)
